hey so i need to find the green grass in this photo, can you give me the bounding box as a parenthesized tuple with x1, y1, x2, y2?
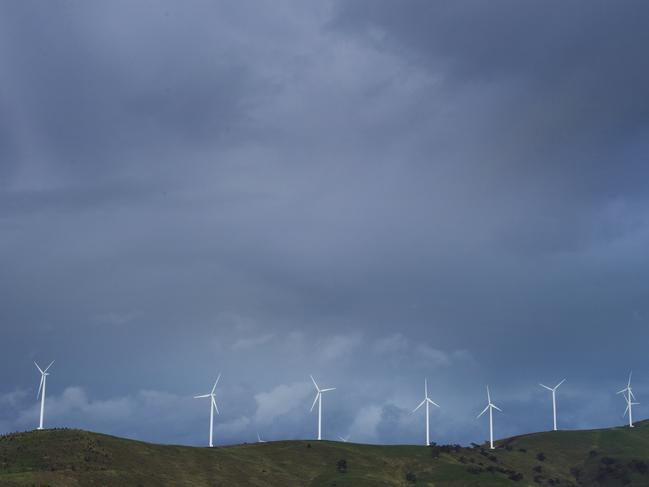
(1, 420, 649, 486)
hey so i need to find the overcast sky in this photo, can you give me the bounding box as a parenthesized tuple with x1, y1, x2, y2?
(1, 0, 649, 447)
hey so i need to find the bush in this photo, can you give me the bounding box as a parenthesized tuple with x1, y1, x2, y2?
(600, 457, 616, 466)
(508, 472, 523, 481)
(405, 471, 417, 483)
(536, 452, 546, 462)
(336, 459, 347, 473)
(629, 459, 648, 474)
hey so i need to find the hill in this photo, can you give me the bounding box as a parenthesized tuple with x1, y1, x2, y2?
(1, 421, 649, 486)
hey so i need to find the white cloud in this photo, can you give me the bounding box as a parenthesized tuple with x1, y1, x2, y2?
(232, 333, 275, 351)
(348, 404, 382, 442)
(372, 333, 474, 368)
(415, 344, 453, 367)
(14, 386, 191, 433)
(373, 333, 409, 355)
(0, 389, 28, 408)
(254, 381, 312, 424)
(318, 332, 363, 362)
(216, 416, 251, 437)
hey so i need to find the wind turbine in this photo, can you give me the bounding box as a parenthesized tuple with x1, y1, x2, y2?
(257, 432, 266, 443)
(477, 386, 502, 450)
(310, 375, 335, 440)
(338, 435, 350, 443)
(194, 373, 221, 447)
(540, 379, 566, 431)
(412, 378, 440, 446)
(34, 361, 54, 430)
(617, 371, 639, 428)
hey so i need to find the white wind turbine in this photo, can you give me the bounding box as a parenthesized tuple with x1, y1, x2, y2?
(194, 373, 221, 447)
(617, 371, 639, 428)
(338, 435, 350, 443)
(477, 386, 502, 450)
(412, 378, 440, 446)
(310, 375, 335, 440)
(257, 432, 266, 443)
(540, 379, 566, 431)
(35, 361, 54, 430)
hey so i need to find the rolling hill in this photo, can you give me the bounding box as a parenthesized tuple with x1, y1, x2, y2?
(1, 420, 649, 486)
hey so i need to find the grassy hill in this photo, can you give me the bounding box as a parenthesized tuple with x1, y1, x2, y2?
(1, 421, 649, 486)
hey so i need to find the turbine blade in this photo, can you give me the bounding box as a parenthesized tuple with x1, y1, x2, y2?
(540, 384, 553, 391)
(628, 371, 632, 388)
(310, 375, 320, 392)
(310, 392, 320, 412)
(34, 362, 44, 374)
(629, 389, 636, 400)
(413, 399, 426, 412)
(320, 387, 335, 392)
(428, 399, 440, 408)
(477, 404, 489, 418)
(212, 396, 219, 414)
(37, 375, 44, 399)
(555, 378, 566, 389)
(624, 403, 630, 417)
(211, 373, 221, 394)
(43, 361, 55, 373)
(486, 386, 491, 404)
(194, 394, 210, 398)
(492, 404, 503, 412)
(425, 378, 428, 398)
(616, 388, 627, 395)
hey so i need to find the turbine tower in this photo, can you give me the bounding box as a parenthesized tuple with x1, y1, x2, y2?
(617, 371, 639, 428)
(477, 386, 502, 450)
(194, 373, 221, 447)
(310, 375, 335, 440)
(540, 379, 566, 431)
(35, 361, 54, 430)
(412, 378, 440, 446)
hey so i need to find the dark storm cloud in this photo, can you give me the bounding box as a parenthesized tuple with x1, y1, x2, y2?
(333, 0, 649, 213)
(1, 1, 648, 446)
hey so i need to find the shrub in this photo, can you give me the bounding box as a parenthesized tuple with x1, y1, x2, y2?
(336, 459, 347, 473)
(508, 472, 523, 481)
(405, 471, 417, 483)
(600, 457, 616, 466)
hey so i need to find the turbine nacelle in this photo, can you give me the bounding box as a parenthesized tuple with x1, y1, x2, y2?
(412, 378, 441, 413)
(35, 361, 55, 399)
(310, 375, 335, 412)
(477, 386, 502, 418)
(413, 397, 440, 412)
(540, 379, 566, 392)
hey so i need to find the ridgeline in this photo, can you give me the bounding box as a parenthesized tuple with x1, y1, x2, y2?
(1, 420, 649, 486)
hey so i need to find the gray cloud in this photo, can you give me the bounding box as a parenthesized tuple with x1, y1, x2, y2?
(1, 0, 648, 446)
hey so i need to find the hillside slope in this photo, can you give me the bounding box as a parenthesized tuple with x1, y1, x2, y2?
(1, 421, 648, 486)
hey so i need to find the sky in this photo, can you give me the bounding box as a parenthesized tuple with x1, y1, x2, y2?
(1, 0, 649, 447)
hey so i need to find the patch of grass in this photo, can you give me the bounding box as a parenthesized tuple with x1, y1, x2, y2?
(0, 421, 648, 486)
